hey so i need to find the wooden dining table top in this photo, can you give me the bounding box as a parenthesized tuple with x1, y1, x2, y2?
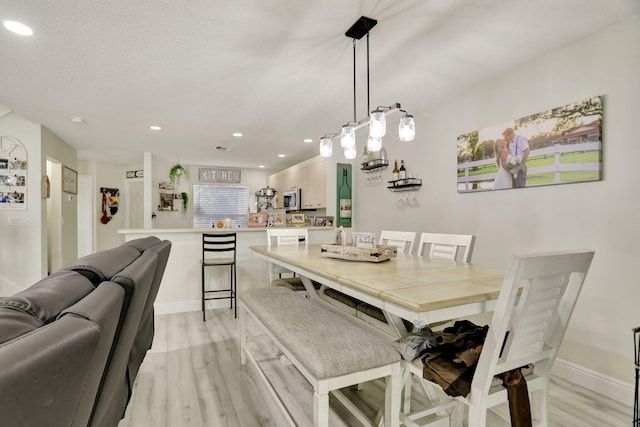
(250, 244, 505, 316)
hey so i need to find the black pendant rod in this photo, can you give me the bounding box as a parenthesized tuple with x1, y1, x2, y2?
(352, 38, 357, 122)
(366, 32, 370, 116)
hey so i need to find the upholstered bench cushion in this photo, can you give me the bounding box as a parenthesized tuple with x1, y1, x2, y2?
(241, 287, 400, 380)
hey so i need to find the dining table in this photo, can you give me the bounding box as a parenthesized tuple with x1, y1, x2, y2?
(250, 243, 506, 338)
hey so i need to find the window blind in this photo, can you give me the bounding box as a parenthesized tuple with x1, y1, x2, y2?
(193, 184, 249, 228)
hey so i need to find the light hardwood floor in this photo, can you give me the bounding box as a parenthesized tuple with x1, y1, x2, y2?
(119, 309, 632, 427)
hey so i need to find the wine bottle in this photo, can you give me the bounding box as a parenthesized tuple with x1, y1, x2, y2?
(392, 159, 399, 181)
(362, 145, 369, 166)
(338, 167, 352, 224)
(399, 160, 407, 180)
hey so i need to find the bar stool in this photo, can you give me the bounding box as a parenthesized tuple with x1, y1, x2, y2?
(201, 233, 237, 321)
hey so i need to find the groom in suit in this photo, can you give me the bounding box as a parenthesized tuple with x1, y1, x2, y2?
(503, 128, 530, 188)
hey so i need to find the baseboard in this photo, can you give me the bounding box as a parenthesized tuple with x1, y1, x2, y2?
(552, 358, 634, 406)
(154, 299, 233, 315)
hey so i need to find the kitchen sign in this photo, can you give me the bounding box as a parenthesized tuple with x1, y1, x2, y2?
(199, 167, 241, 183)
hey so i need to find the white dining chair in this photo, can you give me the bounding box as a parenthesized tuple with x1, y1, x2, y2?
(266, 228, 319, 292)
(416, 232, 475, 263)
(379, 230, 417, 255)
(402, 249, 595, 427)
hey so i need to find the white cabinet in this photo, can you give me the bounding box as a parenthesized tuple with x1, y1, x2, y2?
(268, 156, 327, 210)
(300, 157, 326, 209)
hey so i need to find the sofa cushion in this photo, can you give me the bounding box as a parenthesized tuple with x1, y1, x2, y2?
(63, 245, 141, 285)
(0, 315, 101, 426)
(0, 308, 42, 345)
(0, 270, 95, 324)
(122, 236, 161, 253)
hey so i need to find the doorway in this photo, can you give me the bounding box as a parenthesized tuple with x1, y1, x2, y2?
(46, 160, 62, 274)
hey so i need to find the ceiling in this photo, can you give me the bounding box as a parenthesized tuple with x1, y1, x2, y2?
(1, 1, 638, 171)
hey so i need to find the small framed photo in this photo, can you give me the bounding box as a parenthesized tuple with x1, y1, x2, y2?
(325, 216, 334, 227)
(314, 216, 326, 227)
(306, 216, 315, 227)
(352, 232, 377, 249)
(291, 212, 305, 226)
(248, 212, 267, 228)
(266, 209, 286, 227)
(62, 166, 78, 194)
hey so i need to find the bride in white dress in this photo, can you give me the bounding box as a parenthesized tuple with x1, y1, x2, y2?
(492, 138, 513, 190)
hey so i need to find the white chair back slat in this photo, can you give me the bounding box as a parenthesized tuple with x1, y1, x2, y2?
(417, 233, 475, 263)
(379, 231, 416, 255)
(471, 250, 594, 407)
(266, 228, 309, 282)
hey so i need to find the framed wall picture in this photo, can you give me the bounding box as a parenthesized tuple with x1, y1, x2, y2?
(62, 166, 78, 194)
(248, 212, 267, 228)
(456, 95, 603, 193)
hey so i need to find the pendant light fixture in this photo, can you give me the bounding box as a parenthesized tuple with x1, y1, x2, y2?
(340, 122, 357, 148)
(398, 110, 416, 142)
(369, 108, 386, 138)
(367, 135, 382, 152)
(319, 16, 416, 158)
(319, 135, 333, 157)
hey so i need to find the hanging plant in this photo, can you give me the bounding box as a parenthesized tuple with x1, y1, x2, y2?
(169, 163, 188, 187)
(180, 192, 189, 216)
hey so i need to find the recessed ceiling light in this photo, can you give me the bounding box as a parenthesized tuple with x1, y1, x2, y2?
(3, 20, 33, 36)
(149, 126, 161, 131)
(232, 132, 243, 137)
(304, 138, 313, 143)
(258, 165, 265, 168)
(278, 154, 286, 158)
(70, 116, 85, 124)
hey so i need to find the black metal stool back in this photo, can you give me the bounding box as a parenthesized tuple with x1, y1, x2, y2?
(201, 233, 237, 320)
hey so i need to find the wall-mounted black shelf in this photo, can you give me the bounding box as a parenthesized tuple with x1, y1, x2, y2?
(360, 159, 389, 171)
(386, 178, 422, 192)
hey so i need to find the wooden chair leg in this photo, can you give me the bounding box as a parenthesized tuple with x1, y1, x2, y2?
(314, 386, 330, 427)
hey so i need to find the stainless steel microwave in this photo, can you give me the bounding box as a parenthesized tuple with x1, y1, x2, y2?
(283, 188, 301, 211)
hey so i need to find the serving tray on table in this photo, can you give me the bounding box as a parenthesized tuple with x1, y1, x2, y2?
(320, 244, 397, 263)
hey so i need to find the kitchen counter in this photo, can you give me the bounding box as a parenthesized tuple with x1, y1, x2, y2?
(117, 227, 334, 314)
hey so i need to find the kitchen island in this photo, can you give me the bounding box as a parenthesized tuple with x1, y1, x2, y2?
(118, 227, 335, 314)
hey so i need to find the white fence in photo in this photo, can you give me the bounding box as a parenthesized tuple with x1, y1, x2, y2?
(457, 141, 602, 192)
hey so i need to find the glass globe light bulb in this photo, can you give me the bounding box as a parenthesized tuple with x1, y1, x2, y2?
(340, 124, 356, 148)
(344, 145, 357, 160)
(399, 115, 416, 142)
(367, 135, 382, 152)
(369, 110, 386, 138)
(319, 137, 333, 157)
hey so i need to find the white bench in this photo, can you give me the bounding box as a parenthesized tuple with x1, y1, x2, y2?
(240, 287, 402, 427)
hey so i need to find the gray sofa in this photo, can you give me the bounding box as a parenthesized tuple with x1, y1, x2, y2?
(0, 236, 171, 427)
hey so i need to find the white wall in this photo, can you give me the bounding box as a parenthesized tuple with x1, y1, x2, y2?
(0, 110, 44, 291)
(353, 17, 640, 385)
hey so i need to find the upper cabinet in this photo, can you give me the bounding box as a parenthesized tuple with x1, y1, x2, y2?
(300, 157, 326, 209)
(268, 156, 327, 210)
